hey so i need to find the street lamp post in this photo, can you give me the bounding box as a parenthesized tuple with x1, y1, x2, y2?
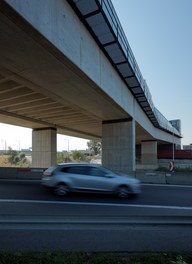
(16, 140, 20, 152)
(1, 139, 7, 154)
(64, 138, 69, 153)
(169, 129, 175, 173)
(172, 130, 175, 162)
(63, 138, 69, 162)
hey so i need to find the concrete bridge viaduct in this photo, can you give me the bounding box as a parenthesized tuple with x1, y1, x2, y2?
(0, 0, 181, 173)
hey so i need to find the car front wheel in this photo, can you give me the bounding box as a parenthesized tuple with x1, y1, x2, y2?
(116, 185, 131, 198)
(54, 183, 70, 196)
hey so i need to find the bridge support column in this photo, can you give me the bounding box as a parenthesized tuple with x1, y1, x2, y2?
(32, 127, 57, 168)
(102, 118, 136, 174)
(141, 140, 158, 168)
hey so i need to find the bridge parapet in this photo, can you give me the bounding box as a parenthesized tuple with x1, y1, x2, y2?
(68, 0, 181, 137)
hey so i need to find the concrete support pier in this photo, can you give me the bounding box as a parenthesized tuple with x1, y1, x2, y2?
(102, 118, 136, 174)
(141, 140, 157, 168)
(32, 127, 57, 168)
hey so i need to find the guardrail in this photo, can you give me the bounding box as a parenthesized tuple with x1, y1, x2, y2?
(136, 171, 192, 185)
(0, 167, 45, 179)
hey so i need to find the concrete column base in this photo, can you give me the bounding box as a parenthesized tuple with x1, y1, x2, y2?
(102, 119, 135, 174)
(32, 127, 57, 168)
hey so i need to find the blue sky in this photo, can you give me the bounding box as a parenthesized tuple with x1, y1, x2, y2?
(111, 0, 192, 145)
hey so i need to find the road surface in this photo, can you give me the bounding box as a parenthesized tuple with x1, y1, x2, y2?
(0, 180, 192, 251)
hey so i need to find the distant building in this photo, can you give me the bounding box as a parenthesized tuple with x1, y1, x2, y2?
(183, 144, 192, 150)
(169, 119, 181, 133)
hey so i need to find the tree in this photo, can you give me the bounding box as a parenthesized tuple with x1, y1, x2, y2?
(70, 150, 86, 162)
(7, 147, 27, 165)
(7, 147, 18, 164)
(57, 152, 71, 163)
(87, 140, 101, 155)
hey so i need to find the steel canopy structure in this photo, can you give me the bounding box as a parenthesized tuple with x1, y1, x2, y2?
(67, 0, 181, 137)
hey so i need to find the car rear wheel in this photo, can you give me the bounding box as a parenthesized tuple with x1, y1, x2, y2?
(116, 186, 131, 198)
(54, 184, 70, 196)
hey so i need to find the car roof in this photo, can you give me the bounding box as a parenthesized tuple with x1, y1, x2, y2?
(57, 162, 101, 167)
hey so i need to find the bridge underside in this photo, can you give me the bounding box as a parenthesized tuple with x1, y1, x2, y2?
(0, 3, 154, 144)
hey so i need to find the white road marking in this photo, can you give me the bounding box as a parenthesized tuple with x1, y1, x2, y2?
(0, 199, 192, 211)
(142, 183, 192, 188)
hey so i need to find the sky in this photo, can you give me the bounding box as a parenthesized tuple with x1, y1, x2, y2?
(0, 0, 192, 150)
(0, 123, 88, 152)
(111, 0, 192, 145)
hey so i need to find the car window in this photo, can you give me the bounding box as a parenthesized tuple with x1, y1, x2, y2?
(60, 166, 90, 175)
(45, 166, 57, 173)
(89, 167, 107, 177)
(60, 166, 108, 177)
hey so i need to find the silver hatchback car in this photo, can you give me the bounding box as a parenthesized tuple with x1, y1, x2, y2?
(41, 163, 141, 198)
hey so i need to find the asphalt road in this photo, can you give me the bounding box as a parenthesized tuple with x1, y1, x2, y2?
(0, 179, 192, 216)
(0, 180, 192, 251)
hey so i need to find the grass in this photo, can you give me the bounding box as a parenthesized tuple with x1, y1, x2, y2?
(0, 155, 30, 167)
(0, 252, 192, 264)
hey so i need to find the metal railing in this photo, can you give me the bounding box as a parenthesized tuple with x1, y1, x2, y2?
(98, 0, 180, 136)
(154, 108, 179, 135)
